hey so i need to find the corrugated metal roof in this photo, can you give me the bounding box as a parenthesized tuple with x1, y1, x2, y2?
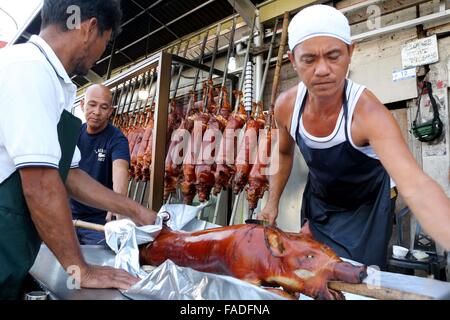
(13, 0, 267, 87)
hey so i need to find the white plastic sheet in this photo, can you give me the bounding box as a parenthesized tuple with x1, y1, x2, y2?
(105, 202, 209, 278)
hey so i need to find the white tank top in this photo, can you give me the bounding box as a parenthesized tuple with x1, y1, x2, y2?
(289, 79, 379, 159)
(289, 79, 395, 187)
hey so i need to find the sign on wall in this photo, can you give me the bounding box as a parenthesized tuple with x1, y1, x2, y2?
(392, 68, 416, 82)
(401, 35, 439, 69)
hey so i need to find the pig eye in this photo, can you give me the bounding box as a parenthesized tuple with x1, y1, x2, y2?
(306, 255, 314, 259)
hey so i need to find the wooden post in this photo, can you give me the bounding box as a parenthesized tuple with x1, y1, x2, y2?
(148, 52, 172, 211)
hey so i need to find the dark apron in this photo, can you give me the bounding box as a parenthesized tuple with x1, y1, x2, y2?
(295, 82, 393, 269)
(0, 41, 81, 299)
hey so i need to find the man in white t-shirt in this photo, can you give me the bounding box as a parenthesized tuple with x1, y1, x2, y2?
(257, 5, 450, 271)
(0, 0, 156, 299)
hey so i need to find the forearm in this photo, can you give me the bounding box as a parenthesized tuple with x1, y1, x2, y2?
(66, 168, 140, 219)
(20, 168, 87, 271)
(266, 151, 294, 208)
(400, 177, 450, 250)
(112, 160, 129, 196)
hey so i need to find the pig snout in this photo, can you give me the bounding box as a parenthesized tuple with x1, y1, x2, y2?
(332, 262, 367, 284)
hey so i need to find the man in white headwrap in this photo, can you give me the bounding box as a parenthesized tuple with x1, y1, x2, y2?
(258, 4, 450, 269)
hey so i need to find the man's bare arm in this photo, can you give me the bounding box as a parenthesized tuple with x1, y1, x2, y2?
(66, 168, 156, 226)
(106, 159, 129, 221)
(112, 159, 129, 195)
(355, 90, 450, 249)
(20, 167, 139, 289)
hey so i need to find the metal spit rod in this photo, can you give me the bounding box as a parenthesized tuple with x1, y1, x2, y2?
(216, 16, 237, 112)
(191, 30, 210, 95)
(202, 23, 222, 109)
(110, 83, 123, 125)
(121, 76, 139, 116)
(112, 79, 131, 124)
(185, 30, 210, 117)
(126, 72, 154, 197)
(171, 39, 191, 100)
(135, 69, 161, 202)
(258, 17, 280, 103)
(130, 74, 149, 127)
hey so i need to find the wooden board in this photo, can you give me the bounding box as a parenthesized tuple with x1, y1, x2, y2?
(349, 28, 418, 104)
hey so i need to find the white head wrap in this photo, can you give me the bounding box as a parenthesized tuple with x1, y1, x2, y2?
(288, 5, 351, 52)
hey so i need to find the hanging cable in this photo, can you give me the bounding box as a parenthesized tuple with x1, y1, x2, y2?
(0, 7, 18, 30)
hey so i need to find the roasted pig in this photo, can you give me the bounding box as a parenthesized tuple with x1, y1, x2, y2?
(140, 222, 367, 300)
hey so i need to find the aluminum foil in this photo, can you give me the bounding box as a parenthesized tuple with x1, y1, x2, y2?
(104, 202, 286, 300)
(123, 259, 286, 300)
(104, 203, 210, 278)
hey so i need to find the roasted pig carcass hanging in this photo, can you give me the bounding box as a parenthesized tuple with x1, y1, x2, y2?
(217, 86, 232, 120)
(164, 93, 199, 202)
(193, 80, 227, 202)
(166, 100, 182, 147)
(195, 114, 227, 202)
(213, 94, 247, 195)
(233, 109, 265, 194)
(179, 91, 210, 204)
(245, 130, 270, 210)
(141, 115, 154, 182)
(129, 113, 146, 179)
(135, 111, 154, 181)
(180, 112, 209, 204)
(246, 106, 274, 210)
(163, 116, 194, 201)
(125, 115, 139, 152)
(204, 79, 217, 114)
(139, 222, 367, 300)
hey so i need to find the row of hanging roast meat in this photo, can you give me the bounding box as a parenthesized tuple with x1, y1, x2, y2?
(111, 79, 275, 211)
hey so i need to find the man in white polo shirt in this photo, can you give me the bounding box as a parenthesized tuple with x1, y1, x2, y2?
(0, 0, 156, 299)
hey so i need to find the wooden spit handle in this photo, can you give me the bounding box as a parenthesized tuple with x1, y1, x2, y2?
(270, 11, 290, 109)
(72, 219, 105, 232)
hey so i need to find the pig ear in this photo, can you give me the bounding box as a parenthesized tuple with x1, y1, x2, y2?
(300, 221, 313, 238)
(264, 226, 287, 257)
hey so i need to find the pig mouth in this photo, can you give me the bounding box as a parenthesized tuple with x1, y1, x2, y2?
(292, 262, 367, 300)
(333, 262, 368, 284)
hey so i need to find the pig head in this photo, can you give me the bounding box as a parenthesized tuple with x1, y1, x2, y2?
(264, 223, 367, 299)
(139, 223, 367, 300)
